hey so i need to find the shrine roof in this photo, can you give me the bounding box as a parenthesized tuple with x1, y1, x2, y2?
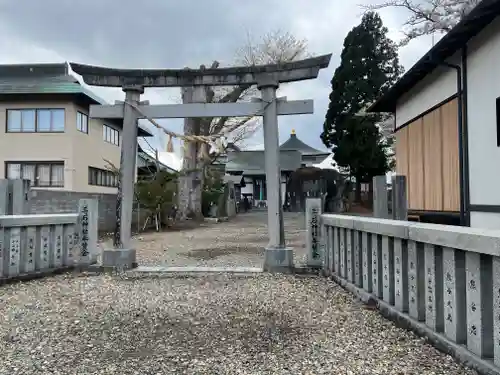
(279, 130, 327, 155)
(225, 150, 302, 175)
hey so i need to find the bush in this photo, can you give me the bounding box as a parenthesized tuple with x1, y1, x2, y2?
(135, 170, 178, 225)
(201, 168, 224, 217)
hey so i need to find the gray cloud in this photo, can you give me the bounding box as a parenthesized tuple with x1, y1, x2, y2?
(0, 0, 428, 152)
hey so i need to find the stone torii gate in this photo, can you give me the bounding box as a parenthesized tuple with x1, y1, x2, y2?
(70, 54, 331, 272)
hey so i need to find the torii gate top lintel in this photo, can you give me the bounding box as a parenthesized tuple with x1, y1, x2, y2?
(69, 54, 332, 88)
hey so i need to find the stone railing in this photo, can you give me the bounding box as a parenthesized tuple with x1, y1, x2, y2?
(321, 214, 500, 374)
(0, 199, 98, 281)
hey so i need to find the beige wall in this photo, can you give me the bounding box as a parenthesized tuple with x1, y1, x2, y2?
(71, 103, 121, 194)
(0, 99, 121, 194)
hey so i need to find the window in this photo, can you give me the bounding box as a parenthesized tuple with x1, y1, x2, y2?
(77, 111, 88, 133)
(88, 167, 118, 188)
(5, 161, 64, 187)
(103, 125, 120, 146)
(6, 109, 65, 132)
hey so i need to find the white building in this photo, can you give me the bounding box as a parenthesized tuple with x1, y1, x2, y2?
(368, 0, 500, 229)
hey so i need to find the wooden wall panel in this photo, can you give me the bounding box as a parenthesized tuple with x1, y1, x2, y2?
(408, 118, 425, 210)
(423, 109, 443, 211)
(394, 97, 460, 213)
(441, 99, 460, 212)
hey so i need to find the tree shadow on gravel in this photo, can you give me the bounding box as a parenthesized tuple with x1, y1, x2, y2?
(185, 246, 264, 259)
(87, 303, 309, 368)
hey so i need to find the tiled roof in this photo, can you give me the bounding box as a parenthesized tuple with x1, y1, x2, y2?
(279, 133, 326, 155)
(225, 150, 302, 174)
(0, 62, 152, 137)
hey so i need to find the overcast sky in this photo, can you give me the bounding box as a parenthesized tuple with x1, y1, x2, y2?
(0, 0, 436, 154)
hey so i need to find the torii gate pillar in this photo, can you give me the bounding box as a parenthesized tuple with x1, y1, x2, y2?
(258, 76, 293, 272)
(113, 85, 143, 253)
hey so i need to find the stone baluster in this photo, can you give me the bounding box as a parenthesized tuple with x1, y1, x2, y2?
(334, 227, 340, 275)
(22, 226, 37, 273)
(465, 252, 493, 358)
(382, 236, 395, 305)
(442, 247, 466, 344)
(393, 238, 408, 313)
(346, 229, 354, 282)
(7, 227, 21, 277)
(63, 225, 76, 266)
(53, 225, 64, 268)
(326, 225, 332, 275)
(492, 256, 500, 366)
(362, 231, 372, 293)
(38, 226, 51, 270)
(408, 240, 425, 321)
(321, 224, 328, 275)
(371, 234, 383, 298)
(424, 243, 444, 332)
(328, 226, 335, 275)
(353, 231, 362, 287)
(339, 228, 346, 278)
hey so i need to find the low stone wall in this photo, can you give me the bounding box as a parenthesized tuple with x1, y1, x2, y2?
(0, 199, 99, 281)
(320, 213, 500, 375)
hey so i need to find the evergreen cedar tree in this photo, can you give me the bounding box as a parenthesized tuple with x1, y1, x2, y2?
(320, 12, 403, 199)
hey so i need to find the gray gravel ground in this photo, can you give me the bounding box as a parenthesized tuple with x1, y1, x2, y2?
(0, 211, 478, 374)
(101, 211, 309, 268)
(0, 273, 476, 375)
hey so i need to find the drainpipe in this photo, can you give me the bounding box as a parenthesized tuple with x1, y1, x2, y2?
(461, 46, 471, 227)
(440, 59, 466, 226)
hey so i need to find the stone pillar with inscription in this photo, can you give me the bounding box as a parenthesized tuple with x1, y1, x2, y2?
(78, 199, 98, 265)
(306, 198, 323, 268)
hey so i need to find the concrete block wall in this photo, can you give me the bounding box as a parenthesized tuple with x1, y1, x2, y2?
(30, 189, 118, 232)
(27, 188, 148, 233)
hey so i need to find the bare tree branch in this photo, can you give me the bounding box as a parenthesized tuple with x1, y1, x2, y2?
(181, 29, 311, 166)
(360, 0, 480, 45)
(176, 29, 312, 218)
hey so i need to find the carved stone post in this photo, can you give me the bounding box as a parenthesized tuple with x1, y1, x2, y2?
(373, 175, 389, 219)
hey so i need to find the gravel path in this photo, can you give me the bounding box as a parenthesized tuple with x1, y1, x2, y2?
(0, 212, 478, 374)
(0, 273, 476, 375)
(101, 211, 309, 268)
